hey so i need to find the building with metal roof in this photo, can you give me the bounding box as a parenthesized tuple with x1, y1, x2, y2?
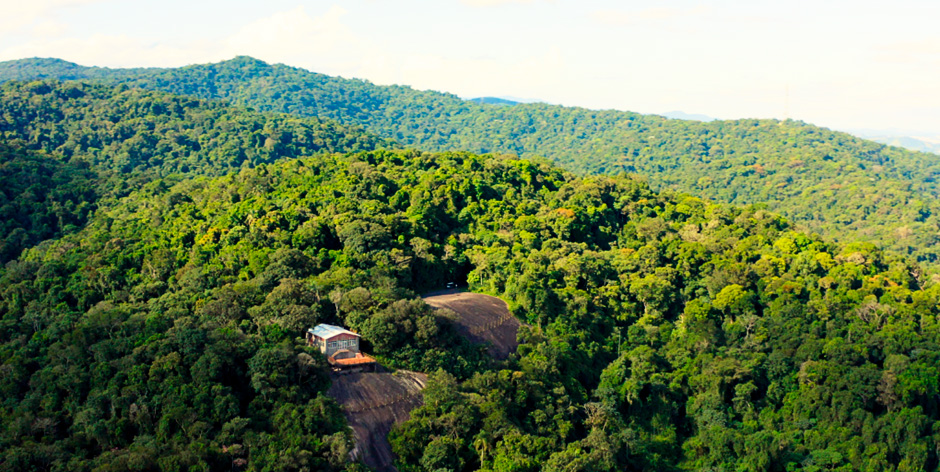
(306, 323, 376, 372)
(307, 324, 360, 357)
(309, 324, 357, 340)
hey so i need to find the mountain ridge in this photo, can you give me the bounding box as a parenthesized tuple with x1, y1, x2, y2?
(3, 56, 940, 268)
(0, 79, 390, 262)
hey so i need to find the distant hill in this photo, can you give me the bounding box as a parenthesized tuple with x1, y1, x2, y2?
(0, 57, 150, 81)
(0, 79, 388, 261)
(847, 128, 940, 155)
(661, 110, 717, 122)
(874, 136, 940, 154)
(467, 96, 520, 106)
(0, 79, 388, 180)
(3, 56, 940, 266)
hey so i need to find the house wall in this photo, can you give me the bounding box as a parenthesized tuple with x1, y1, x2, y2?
(316, 333, 360, 357)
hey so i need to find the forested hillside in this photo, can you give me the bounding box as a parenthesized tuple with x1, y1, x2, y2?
(0, 80, 388, 262)
(2, 57, 938, 267)
(0, 144, 98, 262)
(0, 80, 387, 180)
(2, 149, 938, 471)
(0, 58, 150, 82)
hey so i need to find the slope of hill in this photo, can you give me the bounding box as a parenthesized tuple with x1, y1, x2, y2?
(467, 97, 520, 106)
(848, 128, 940, 155)
(0, 80, 389, 262)
(2, 57, 938, 267)
(0, 143, 98, 262)
(661, 110, 717, 121)
(423, 291, 521, 360)
(328, 370, 427, 471)
(0, 79, 389, 180)
(874, 135, 940, 154)
(2, 148, 939, 471)
(0, 57, 152, 82)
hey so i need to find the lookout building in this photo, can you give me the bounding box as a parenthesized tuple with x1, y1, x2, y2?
(306, 324, 376, 372)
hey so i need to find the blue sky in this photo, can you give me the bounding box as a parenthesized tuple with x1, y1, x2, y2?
(2, 0, 938, 134)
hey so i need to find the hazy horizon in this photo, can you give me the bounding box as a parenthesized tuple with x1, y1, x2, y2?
(2, 0, 937, 134)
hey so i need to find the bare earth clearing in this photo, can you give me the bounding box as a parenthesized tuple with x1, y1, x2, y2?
(422, 290, 521, 360)
(327, 291, 516, 470)
(327, 370, 427, 472)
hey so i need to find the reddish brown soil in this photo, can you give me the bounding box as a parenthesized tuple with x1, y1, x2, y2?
(327, 370, 427, 472)
(422, 291, 521, 360)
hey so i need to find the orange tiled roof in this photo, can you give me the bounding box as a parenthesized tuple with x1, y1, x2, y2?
(329, 352, 376, 366)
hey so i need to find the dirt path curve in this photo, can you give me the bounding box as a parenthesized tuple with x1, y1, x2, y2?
(422, 290, 522, 360)
(327, 370, 427, 472)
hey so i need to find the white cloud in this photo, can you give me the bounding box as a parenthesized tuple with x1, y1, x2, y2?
(0, 5, 373, 70)
(31, 20, 68, 37)
(221, 5, 568, 100)
(0, 0, 936, 133)
(223, 5, 365, 66)
(875, 39, 940, 65)
(0, 0, 569, 101)
(372, 49, 567, 100)
(461, 0, 550, 7)
(0, 33, 221, 67)
(591, 7, 709, 26)
(0, 0, 106, 33)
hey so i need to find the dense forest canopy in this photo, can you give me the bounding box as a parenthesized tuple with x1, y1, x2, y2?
(1, 149, 939, 471)
(0, 144, 98, 262)
(2, 57, 939, 267)
(0, 80, 388, 179)
(0, 80, 389, 262)
(1, 58, 940, 472)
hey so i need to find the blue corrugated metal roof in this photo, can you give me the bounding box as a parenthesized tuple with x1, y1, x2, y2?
(309, 324, 358, 339)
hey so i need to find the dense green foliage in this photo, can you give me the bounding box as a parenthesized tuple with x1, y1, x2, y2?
(0, 143, 98, 262)
(2, 149, 939, 471)
(0, 80, 388, 261)
(3, 57, 938, 266)
(0, 58, 149, 82)
(0, 80, 387, 180)
(385, 153, 940, 472)
(0, 150, 497, 471)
